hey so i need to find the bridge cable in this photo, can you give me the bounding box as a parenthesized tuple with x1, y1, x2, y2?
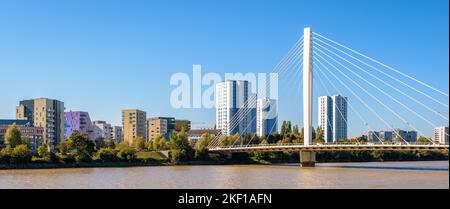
(314, 67, 356, 144)
(313, 55, 410, 144)
(314, 42, 448, 138)
(315, 64, 385, 144)
(314, 46, 440, 143)
(313, 32, 449, 98)
(207, 37, 304, 148)
(210, 47, 304, 148)
(313, 36, 449, 117)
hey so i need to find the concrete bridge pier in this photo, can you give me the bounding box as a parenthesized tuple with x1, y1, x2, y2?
(300, 151, 316, 167)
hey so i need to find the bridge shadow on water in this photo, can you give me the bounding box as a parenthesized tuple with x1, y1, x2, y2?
(272, 163, 449, 171)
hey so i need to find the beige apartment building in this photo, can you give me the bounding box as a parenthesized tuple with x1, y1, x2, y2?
(122, 109, 147, 145)
(16, 98, 65, 147)
(147, 117, 175, 141)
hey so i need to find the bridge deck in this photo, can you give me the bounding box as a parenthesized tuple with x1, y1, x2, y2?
(209, 144, 449, 153)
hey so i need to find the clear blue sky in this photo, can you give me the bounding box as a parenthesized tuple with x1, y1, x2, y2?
(0, 0, 448, 137)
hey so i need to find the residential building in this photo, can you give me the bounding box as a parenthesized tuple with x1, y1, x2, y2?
(93, 121, 112, 140)
(111, 126, 123, 141)
(368, 131, 393, 142)
(16, 98, 65, 147)
(379, 131, 393, 142)
(175, 119, 191, 132)
(188, 128, 221, 146)
(393, 129, 417, 143)
(369, 129, 417, 143)
(318, 95, 348, 142)
(148, 117, 175, 141)
(367, 131, 379, 142)
(122, 109, 147, 145)
(318, 96, 333, 142)
(216, 80, 256, 136)
(256, 98, 278, 137)
(0, 119, 44, 152)
(434, 127, 449, 144)
(64, 111, 96, 140)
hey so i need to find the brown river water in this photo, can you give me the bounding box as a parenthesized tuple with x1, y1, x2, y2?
(0, 161, 448, 189)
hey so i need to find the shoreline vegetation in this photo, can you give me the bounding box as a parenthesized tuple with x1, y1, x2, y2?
(1, 124, 448, 170)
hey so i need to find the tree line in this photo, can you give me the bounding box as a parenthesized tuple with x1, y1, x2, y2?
(1, 122, 447, 166)
(0, 124, 222, 165)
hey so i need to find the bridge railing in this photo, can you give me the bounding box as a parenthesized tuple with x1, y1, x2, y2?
(209, 143, 449, 150)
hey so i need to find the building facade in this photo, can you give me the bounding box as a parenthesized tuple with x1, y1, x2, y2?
(368, 129, 417, 143)
(434, 127, 449, 144)
(64, 111, 96, 140)
(111, 126, 123, 141)
(0, 120, 44, 152)
(318, 95, 348, 142)
(93, 121, 112, 140)
(256, 98, 278, 137)
(216, 80, 256, 136)
(175, 119, 191, 132)
(16, 98, 65, 147)
(318, 96, 333, 142)
(148, 117, 175, 141)
(368, 131, 393, 142)
(122, 109, 147, 145)
(393, 129, 417, 143)
(187, 129, 221, 146)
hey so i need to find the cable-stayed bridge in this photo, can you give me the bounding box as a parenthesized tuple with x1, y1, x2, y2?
(207, 27, 449, 167)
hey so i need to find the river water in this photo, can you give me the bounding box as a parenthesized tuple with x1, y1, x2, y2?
(0, 161, 448, 189)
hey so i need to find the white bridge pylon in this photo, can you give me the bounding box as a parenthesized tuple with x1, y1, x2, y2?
(303, 27, 313, 146)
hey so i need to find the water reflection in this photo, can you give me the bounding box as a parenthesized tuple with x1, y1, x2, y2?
(274, 161, 449, 171)
(0, 161, 448, 189)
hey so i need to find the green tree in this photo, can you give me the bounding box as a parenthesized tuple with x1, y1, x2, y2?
(280, 121, 287, 135)
(168, 130, 194, 163)
(286, 121, 292, 133)
(0, 146, 13, 164)
(37, 144, 50, 158)
(4, 124, 22, 148)
(94, 148, 119, 162)
(293, 125, 299, 135)
(313, 126, 325, 144)
(416, 136, 431, 144)
(21, 136, 31, 147)
(194, 133, 212, 160)
(148, 135, 166, 151)
(11, 144, 32, 164)
(280, 121, 292, 135)
(133, 137, 146, 150)
(58, 131, 96, 163)
(299, 128, 305, 141)
(94, 137, 107, 150)
(116, 146, 137, 162)
(107, 140, 116, 149)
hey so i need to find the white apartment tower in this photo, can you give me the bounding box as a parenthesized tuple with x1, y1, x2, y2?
(216, 80, 256, 136)
(318, 96, 333, 142)
(256, 98, 278, 137)
(434, 127, 449, 144)
(318, 95, 348, 142)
